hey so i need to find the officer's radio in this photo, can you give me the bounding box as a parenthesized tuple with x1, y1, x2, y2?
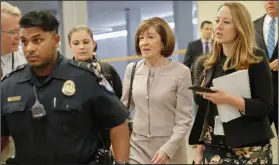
(30, 86, 47, 119)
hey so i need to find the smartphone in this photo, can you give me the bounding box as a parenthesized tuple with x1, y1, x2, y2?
(188, 85, 216, 93)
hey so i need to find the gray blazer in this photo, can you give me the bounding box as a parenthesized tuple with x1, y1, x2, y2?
(121, 59, 193, 160)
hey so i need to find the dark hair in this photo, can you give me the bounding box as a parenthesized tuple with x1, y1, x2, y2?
(135, 17, 175, 57)
(93, 42, 98, 52)
(200, 20, 212, 29)
(20, 11, 59, 33)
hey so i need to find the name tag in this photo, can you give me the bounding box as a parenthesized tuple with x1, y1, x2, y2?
(7, 96, 21, 102)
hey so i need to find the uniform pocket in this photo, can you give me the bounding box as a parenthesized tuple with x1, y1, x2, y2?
(3, 101, 28, 135)
(3, 101, 26, 114)
(50, 100, 88, 135)
(53, 100, 83, 112)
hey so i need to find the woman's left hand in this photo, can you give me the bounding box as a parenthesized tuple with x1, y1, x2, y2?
(197, 87, 231, 105)
(151, 150, 169, 164)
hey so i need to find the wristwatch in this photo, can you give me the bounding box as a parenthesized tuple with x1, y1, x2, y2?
(114, 161, 129, 164)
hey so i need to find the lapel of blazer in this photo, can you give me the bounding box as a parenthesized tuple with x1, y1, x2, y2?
(257, 15, 268, 54)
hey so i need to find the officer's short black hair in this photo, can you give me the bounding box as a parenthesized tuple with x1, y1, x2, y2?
(20, 11, 59, 33)
(200, 20, 212, 29)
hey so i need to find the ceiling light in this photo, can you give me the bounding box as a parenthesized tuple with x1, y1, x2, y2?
(94, 30, 127, 40)
(95, 22, 175, 40)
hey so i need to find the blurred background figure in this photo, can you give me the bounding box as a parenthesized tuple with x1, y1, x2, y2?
(254, 0, 278, 135)
(1, 1, 26, 76)
(183, 20, 213, 77)
(1, 2, 26, 164)
(182, 20, 213, 126)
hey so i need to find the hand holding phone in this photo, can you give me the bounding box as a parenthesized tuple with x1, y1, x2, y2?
(188, 85, 216, 93)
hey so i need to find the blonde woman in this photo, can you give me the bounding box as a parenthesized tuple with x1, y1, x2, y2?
(121, 17, 192, 164)
(189, 2, 274, 164)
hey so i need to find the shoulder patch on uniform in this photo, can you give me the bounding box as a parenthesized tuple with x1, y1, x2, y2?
(69, 59, 115, 94)
(69, 59, 95, 73)
(1, 64, 27, 81)
(69, 59, 105, 82)
(98, 74, 115, 94)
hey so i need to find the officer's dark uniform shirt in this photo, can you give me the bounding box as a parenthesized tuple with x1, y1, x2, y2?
(1, 53, 129, 164)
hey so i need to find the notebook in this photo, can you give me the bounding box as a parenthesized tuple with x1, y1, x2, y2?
(212, 70, 251, 123)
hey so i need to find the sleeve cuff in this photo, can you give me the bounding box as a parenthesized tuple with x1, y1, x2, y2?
(240, 98, 248, 116)
(159, 142, 178, 159)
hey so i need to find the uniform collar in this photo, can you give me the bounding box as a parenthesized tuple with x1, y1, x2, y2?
(17, 52, 70, 84)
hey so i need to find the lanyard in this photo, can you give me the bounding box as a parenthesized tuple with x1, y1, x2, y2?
(1, 52, 15, 70)
(12, 52, 14, 70)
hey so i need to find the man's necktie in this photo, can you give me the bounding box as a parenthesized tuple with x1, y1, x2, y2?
(267, 18, 276, 58)
(205, 42, 209, 55)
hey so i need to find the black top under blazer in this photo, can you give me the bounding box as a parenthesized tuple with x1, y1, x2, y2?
(189, 48, 274, 148)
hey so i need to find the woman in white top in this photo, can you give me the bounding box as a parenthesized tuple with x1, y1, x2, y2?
(121, 17, 193, 164)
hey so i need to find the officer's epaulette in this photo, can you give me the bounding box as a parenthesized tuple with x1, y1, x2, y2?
(1, 64, 27, 81)
(69, 59, 102, 81)
(69, 59, 115, 94)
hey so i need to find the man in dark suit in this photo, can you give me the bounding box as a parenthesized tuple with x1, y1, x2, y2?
(184, 21, 213, 151)
(183, 20, 213, 115)
(183, 20, 213, 74)
(254, 1, 278, 134)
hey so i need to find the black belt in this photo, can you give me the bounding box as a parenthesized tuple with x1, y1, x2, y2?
(204, 143, 230, 150)
(205, 139, 270, 149)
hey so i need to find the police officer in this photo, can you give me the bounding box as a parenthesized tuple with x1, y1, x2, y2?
(1, 11, 130, 164)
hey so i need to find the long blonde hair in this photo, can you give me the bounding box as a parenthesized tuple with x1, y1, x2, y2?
(205, 2, 262, 70)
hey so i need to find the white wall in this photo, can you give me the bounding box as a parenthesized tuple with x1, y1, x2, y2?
(197, 1, 265, 35)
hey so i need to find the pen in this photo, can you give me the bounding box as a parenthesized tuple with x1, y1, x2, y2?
(53, 97, 56, 108)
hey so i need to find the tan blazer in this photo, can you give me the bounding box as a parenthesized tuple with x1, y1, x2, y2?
(121, 59, 193, 161)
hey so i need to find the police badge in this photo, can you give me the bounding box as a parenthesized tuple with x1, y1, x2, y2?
(62, 80, 76, 96)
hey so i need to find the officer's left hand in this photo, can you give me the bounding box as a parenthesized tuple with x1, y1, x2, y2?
(197, 87, 231, 105)
(151, 150, 169, 164)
